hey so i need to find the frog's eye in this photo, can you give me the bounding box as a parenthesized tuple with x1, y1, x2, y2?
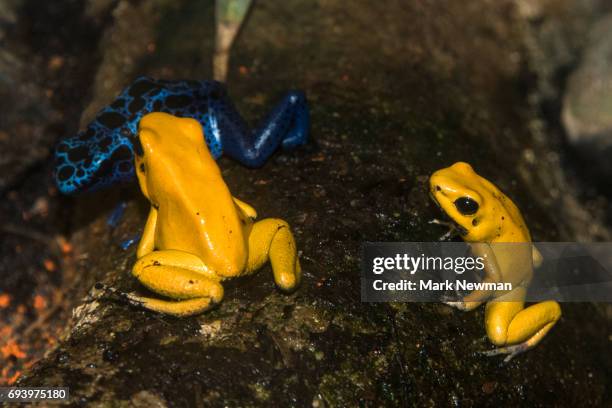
(454, 197, 479, 215)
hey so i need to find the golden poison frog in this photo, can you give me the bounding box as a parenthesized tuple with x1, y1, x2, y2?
(429, 162, 560, 361)
(124, 112, 301, 316)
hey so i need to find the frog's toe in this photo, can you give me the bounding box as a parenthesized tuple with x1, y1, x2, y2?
(280, 90, 309, 150)
(124, 292, 147, 307)
(95, 282, 143, 306)
(281, 133, 307, 150)
(125, 295, 217, 316)
(480, 343, 529, 362)
(281, 125, 309, 150)
(442, 299, 468, 309)
(440, 294, 456, 303)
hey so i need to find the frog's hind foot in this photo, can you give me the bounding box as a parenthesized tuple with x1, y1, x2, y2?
(480, 343, 530, 363)
(94, 282, 145, 308)
(483, 300, 561, 362)
(95, 282, 217, 316)
(277, 90, 309, 150)
(130, 251, 225, 316)
(123, 294, 217, 317)
(220, 91, 309, 167)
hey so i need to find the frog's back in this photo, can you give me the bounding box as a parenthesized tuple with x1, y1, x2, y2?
(118, 77, 225, 156)
(139, 113, 249, 277)
(54, 78, 226, 194)
(154, 180, 249, 277)
(479, 177, 531, 244)
(479, 177, 534, 284)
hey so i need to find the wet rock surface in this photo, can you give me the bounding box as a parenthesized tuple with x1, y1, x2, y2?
(2, 0, 610, 406)
(562, 13, 612, 179)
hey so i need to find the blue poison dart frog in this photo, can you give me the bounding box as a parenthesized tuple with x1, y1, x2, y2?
(54, 77, 309, 194)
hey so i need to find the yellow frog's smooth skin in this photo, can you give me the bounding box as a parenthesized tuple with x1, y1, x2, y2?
(429, 162, 561, 361)
(127, 112, 301, 316)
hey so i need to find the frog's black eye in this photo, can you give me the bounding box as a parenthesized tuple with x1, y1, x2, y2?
(454, 197, 479, 215)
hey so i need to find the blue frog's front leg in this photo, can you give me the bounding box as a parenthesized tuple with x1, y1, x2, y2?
(54, 77, 310, 194)
(210, 90, 309, 167)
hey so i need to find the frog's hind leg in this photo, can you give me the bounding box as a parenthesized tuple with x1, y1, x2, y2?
(128, 250, 224, 316)
(482, 288, 561, 361)
(245, 218, 302, 291)
(213, 91, 309, 167)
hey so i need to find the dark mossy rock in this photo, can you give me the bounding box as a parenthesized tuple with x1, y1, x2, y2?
(16, 0, 611, 406)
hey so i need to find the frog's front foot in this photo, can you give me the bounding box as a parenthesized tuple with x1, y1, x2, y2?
(442, 300, 467, 310)
(443, 297, 485, 312)
(480, 343, 530, 363)
(429, 218, 459, 241)
(246, 218, 302, 291)
(443, 299, 483, 312)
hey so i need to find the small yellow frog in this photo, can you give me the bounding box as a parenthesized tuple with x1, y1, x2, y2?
(429, 162, 561, 361)
(125, 112, 301, 316)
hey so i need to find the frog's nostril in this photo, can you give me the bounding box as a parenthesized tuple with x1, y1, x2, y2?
(435, 185, 441, 191)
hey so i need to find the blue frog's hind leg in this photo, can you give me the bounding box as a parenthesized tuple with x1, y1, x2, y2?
(213, 90, 309, 167)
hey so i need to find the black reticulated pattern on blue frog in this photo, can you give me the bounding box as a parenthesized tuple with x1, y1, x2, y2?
(54, 76, 309, 194)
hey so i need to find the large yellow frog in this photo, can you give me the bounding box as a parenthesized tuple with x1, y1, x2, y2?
(125, 112, 301, 316)
(429, 162, 561, 361)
